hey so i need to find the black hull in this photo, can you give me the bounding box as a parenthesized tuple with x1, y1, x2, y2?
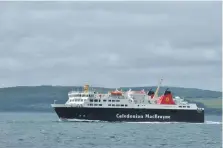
(52, 107, 204, 123)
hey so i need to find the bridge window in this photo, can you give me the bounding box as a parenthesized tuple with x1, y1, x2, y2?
(108, 104, 111, 106)
(94, 104, 98, 106)
(94, 99, 98, 102)
(99, 104, 102, 106)
(116, 104, 120, 106)
(116, 100, 120, 102)
(108, 100, 111, 102)
(112, 100, 115, 102)
(103, 100, 106, 102)
(187, 106, 190, 108)
(125, 104, 128, 107)
(121, 104, 124, 107)
(90, 99, 93, 102)
(112, 104, 115, 106)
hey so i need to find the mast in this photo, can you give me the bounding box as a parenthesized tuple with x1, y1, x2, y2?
(153, 78, 163, 99)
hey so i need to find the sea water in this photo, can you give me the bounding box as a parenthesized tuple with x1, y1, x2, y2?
(0, 112, 221, 148)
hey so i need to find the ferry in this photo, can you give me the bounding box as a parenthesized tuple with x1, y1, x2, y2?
(51, 79, 204, 123)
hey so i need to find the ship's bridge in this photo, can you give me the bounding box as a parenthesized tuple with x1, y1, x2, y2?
(68, 91, 95, 98)
(66, 84, 95, 104)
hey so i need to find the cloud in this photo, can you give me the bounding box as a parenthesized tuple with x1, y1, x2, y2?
(0, 1, 221, 91)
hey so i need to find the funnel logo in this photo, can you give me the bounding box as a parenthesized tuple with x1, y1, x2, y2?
(166, 97, 169, 102)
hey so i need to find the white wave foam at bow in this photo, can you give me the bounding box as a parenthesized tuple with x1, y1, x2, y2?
(57, 119, 222, 124)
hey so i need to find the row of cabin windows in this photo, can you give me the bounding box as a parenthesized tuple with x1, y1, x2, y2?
(108, 104, 128, 107)
(88, 104, 128, 107)
(89, 99, 120, 102)
(179, 106, 190, 108)
(70, 94, 94, 97)
(88, 104, 102, 106)
(108, 100, 120, 102)
(90, 99, 101, 102)
(70, 99, 85, 102)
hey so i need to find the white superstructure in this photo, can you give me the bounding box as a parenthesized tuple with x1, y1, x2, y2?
(52, 83, 203, 111)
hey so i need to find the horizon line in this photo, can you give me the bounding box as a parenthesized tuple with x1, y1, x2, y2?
(0, 85, 221, 92)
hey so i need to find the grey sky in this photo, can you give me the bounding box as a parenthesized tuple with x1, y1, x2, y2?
(0, 1, 222, 91)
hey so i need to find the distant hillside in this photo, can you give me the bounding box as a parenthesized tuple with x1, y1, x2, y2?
(0, 86, 221, 115)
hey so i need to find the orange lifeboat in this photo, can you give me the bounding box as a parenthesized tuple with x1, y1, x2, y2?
(110, 90, 122, 96)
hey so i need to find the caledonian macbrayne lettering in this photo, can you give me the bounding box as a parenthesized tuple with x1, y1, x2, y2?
(116, 114, 171, 119)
